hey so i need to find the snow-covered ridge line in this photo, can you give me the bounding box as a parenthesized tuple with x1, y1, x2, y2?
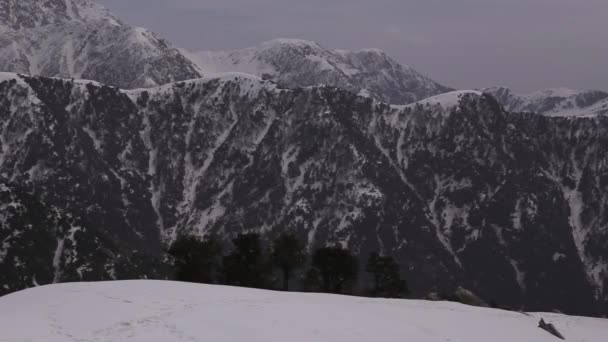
(127, 72, 270, 91)
(397, 90, 483, 110)
(3, 73, 604, 123)
(0, 280, 606, 342)
(183, 38, 452, 105)
(484, 86, 608, 117)
(0, 72, 118, 91)
(0, 72, 22, 83)
(0, 71, 279, 96)
(2, 73, 604, 123)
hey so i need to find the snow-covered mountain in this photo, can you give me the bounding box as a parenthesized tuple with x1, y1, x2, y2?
(0, 0, 201, 89)
(1, 280, 606, 342)
(0, 1, 450, 102)
(484, 86, 608, 117)
(0, 72, 606, 316)
(183, 38, 452, 105)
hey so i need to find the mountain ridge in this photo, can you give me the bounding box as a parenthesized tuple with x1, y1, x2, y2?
(484, 86, 608, 117)
(0, 72, 606, 315)
(182, 38, 453, 105)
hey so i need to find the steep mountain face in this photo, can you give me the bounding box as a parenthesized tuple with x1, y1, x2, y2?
(183, 39, 452, 105)
(0, 72, 606, 316)
(484, 86, 608, 117)
(0, 0, 201, 89)
(0, 73, 165, 294)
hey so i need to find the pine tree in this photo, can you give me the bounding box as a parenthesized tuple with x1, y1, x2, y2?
(365, 252, 408, 298)
(271, 233, 306, 291)
(168, 235, 222, 284)
(310, 246, 358, 294)
(221, 233, 270, 288)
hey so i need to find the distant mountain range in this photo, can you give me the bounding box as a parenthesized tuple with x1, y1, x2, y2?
(0, 0, 606, 316)
(182, 38, 452, 105)
(484, 87, 608, 117)
(1, 0, 605, 117)
(0, 0, 201, 89)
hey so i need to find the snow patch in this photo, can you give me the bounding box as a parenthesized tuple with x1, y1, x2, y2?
(398, 90, 483, 111)
(510, 260, 527, 291)
(553, 253, 566, 262)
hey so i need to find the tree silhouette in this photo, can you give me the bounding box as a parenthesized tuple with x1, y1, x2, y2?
(168, 235, 222, 283)
(271, 233, 306, 291)
(310, 246, 358, 294)
(222, 233, 270, 288)
(366, 252, 409, 298)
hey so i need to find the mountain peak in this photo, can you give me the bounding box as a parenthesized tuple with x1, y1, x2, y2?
(260, 38, 322, 48)
(186, 38, 452, 104)
(531, 87, 581, 99)
(0, 0, 201, 89)
(0, 0, 120, 30)
(401, 90, 483, 111)
(355, 47, 386, 55)
(484, 86, 608, 117)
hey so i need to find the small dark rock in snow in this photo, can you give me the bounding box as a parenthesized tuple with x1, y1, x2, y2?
(538, 318, 565, 340)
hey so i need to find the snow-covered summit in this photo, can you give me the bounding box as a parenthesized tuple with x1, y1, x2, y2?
(0, 73, 607, 315)
(260, 38, 324, 48)
(183, 38, 452, 105)
(127, 72, 279, 101)
(0, 0, 201, 89)
(485, 86, 608, 117)
(0, 0, 121, 30)
(0, 280, 606, 342)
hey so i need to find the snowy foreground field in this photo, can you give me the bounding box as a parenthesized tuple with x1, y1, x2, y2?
(0, 281, 606, 342)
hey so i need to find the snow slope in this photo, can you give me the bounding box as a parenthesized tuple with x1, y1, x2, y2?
(0, 280, 605, 342)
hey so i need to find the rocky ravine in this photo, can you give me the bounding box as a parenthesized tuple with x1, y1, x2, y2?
(0, 72, 606, 316)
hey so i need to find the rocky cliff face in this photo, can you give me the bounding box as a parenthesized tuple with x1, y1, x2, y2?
(0, 72, 606, 316)
(0, 74, 165, 294)
(0, 0, 201, 89)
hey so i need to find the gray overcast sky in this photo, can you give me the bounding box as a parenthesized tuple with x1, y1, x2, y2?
(97, 0, 607, 92)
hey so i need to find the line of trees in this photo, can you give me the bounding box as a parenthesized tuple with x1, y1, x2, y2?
(167, 232, 410, 298)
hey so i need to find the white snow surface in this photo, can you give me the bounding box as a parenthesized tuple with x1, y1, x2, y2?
(0, 280, 606, 342)
(398, 90, 483, 110)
